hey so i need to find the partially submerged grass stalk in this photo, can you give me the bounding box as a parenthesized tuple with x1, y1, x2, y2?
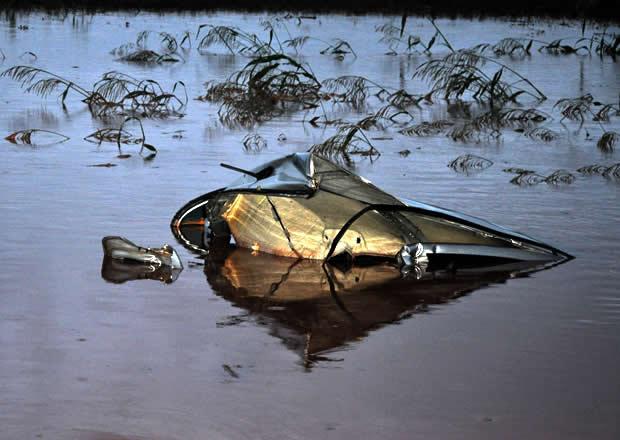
(448, 154, 493, 174)
(375, 21, 437, 55)
(523, 127, 559, 142)
(319, 39, 357, 59)
(196, 25, 275, 55)
(309, 126, 379, 165)
(354, 104, 413, 130)
(111, 30, 187, 63)
(577, 163, 620, 178)
(597, 132, 619, 152)
(399, 120, 454, 136)
(508, 169, 575, 185)
(323, 75, 389, 107)
(242, 134, 267, 152)
(5, 129, 69, 146)
(554, 94, 594, 122)
(85, 117, 155, 156)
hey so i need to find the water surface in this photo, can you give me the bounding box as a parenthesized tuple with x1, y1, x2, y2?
(1, 12, 619, 440)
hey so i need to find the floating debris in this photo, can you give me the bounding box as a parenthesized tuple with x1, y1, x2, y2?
(101, 236, 183, 284)
(398, 149, 411, 157)
(5, 129, 69, 146)
(277, 133, 287, 142)
(448, 154, 493, 173)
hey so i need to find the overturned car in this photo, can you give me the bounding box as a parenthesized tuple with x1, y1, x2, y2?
(171, 153, 571, 273)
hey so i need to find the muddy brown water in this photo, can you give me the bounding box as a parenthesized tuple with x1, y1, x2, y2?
(1, 12, 619, 440)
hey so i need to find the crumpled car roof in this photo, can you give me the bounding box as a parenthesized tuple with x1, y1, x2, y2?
(219, 152, 550, 250)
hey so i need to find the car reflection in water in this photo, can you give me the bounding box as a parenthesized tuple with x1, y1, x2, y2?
(100, 239, 566, 367)
(202, 246, 558, 367)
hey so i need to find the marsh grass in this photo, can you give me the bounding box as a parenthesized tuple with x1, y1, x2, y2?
(199, 53, 321, 126)
(2, 66, 187, 117)
(415, 49, 546, 104)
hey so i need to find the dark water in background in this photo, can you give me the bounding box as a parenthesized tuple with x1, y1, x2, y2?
(0, 12, 619, 440)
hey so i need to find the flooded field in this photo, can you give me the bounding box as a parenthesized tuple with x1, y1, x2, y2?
(1, 11, 619, 440)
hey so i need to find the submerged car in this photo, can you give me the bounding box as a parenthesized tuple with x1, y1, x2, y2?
(171, 153, 571, 272)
